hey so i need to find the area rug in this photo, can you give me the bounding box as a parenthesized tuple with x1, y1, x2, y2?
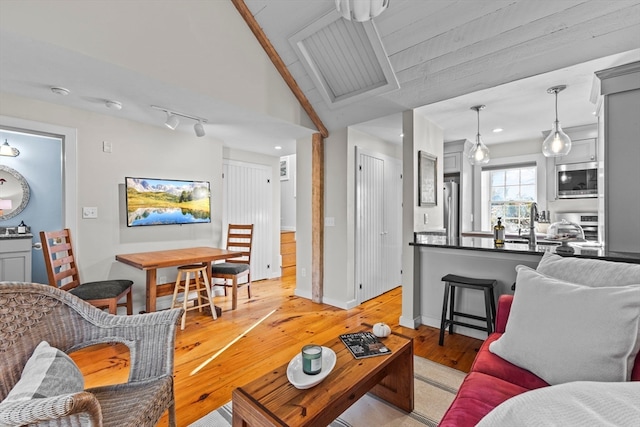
(189, 356, 466, 427)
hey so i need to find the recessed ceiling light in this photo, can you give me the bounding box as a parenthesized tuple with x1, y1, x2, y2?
(105, 100, 123, 110)
(492, 128, 503, 133)
(400, 133, 404, 138)
(275, 146, 282, 150)
(50, 86, 70, 96)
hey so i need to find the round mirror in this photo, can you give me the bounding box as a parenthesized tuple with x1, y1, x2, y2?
(0, 165, 30, 221)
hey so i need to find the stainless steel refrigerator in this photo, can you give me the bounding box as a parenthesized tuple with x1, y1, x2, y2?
(443, 181, 459, 241)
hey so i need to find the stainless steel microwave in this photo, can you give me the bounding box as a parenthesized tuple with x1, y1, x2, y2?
(556, 162, 598, 199)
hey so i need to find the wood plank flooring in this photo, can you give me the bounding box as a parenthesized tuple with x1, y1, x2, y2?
(70, 276, 482, 426)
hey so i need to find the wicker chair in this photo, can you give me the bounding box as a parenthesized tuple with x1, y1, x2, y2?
(0, 282, 183, 427)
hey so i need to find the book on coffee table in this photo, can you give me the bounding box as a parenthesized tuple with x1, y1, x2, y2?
(339, 331, 392, 359)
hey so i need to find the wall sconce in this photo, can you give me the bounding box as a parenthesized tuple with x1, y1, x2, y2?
(151, 105, 208, 137)
(0, 139, 20, 157)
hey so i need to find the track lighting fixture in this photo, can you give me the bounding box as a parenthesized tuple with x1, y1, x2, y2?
(152, 105, 207, 136)
(165, 112, 180, 130)
(194, 121, 205, 138)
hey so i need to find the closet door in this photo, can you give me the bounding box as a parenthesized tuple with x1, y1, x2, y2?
(355, 147, 402, 303)
(223, 160, 273, 281)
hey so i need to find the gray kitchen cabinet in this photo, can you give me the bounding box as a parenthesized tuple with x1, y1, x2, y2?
(0, 236, 32, 282)
(554, 137, 597, 165)
(443, 152, 461, 173)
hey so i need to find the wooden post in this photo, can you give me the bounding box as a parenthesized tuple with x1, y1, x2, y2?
(312, 133, 324, 303)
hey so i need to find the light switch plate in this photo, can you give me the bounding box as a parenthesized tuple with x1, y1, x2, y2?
(82, 207, 98, 219)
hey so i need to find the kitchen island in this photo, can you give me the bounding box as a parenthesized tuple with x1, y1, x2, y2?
(404, 233, 640, 340)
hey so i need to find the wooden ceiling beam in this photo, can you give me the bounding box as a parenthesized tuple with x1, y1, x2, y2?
(231, 0, 329, 138)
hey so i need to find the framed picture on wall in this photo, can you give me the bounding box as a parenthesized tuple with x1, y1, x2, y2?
(280, 157, 289, 181)
(418, 151, 437, 206)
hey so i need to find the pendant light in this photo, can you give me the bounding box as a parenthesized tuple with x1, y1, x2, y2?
(468, 105, 490, 165)
(0, 139, 20, 157)
(542, 85, 572, 157)
(335, 0, 389, 22)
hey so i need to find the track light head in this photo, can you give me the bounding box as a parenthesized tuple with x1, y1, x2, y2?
(165, 113, 180, 130)
(194, 121, 205, 137)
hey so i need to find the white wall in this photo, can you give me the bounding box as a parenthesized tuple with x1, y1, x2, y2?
(320, 128, 350, 306)
(0, 93, 282, 312)
(280, 154, 297, 230)
(413, 114, 445, 232)
(294, 136, 313, 299)
(400, 111, 444, 328)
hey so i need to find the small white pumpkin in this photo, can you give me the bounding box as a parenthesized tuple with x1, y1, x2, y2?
(372, 322, 391, 338)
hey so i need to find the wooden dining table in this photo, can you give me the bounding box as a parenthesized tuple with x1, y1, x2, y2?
(115, 246, 243, 313)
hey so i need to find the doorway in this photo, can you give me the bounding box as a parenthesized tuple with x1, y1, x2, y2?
(0, 128, 64, 283)
(1, 116, 77, 284)
(222, 159, 274, 281)
(355, 147, 402, 303)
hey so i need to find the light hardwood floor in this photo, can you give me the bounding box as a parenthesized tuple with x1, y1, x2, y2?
(70, 275, 482, 426)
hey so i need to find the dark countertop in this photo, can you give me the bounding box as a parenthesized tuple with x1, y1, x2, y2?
(0, 232, 33, 240)
(411, 233, 640, 264)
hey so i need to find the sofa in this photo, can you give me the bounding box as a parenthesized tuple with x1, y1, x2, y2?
(439, 253, 640, 426)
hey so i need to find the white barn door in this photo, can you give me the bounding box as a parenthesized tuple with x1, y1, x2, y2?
(222, 160, 273, 281)
(355, 147, 402, 303)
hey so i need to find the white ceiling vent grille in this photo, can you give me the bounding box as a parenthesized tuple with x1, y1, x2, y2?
(289, 12, 399, 109)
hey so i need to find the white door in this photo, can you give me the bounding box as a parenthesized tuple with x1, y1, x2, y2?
(222, 160, 273, 281)
(355, 147, 402, 303)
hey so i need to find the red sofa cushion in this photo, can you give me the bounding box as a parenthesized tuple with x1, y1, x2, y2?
(471, 333, 550, 390)
(438, 372, 532, 427)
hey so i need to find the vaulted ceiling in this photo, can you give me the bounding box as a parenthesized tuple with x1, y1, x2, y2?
(1, 1, 639, 152)
(243, 0, 640, 144)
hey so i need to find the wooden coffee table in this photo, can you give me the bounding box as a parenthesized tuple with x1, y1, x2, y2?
(232, 329, 414, 427)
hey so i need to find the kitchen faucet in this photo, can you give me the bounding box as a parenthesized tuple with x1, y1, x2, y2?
(529, 202, 539, 247)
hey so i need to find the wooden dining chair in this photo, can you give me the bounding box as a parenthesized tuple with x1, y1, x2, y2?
(40, 228, 133, 315)
(211, 223, 253, 310)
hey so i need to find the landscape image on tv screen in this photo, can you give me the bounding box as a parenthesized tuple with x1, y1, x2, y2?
(125, 177, 211, 227)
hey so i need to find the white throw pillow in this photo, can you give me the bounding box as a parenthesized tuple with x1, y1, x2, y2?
(477, 381, 640, 427)
(536, 252, 640, 287)
(489, 265, 640, 385)
(1, 341, 84, 403)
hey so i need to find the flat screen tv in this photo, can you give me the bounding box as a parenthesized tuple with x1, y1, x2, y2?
(125, 177, 211, 227)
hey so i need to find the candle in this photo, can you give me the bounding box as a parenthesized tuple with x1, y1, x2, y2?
(301, 344, 322, 375)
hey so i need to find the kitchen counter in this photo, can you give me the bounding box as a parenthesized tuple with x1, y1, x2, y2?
(400, 232, 640, 340)
(413, 233, 640, 264)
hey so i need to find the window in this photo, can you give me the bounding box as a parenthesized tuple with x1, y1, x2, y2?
(482, 165, 536, 233)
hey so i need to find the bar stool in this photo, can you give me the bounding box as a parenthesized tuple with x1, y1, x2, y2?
(439, 274, 497, 346)
(171, 264, 217, 330)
